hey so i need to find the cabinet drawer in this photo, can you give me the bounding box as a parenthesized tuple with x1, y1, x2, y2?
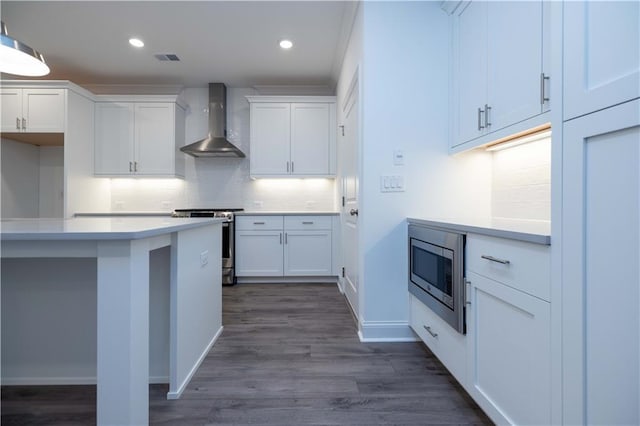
(466, 234, 550, 301)
(409, 294, 467, 385)
(236, 216, 283, 231)
(284, 215, 332, 230)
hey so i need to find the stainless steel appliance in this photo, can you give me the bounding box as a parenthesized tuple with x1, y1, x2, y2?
(172, 208, 243, 285)
(179, 83, 246, 158)
(408, 224, 466, 333)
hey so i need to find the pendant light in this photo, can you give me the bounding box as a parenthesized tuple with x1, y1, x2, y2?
(0, 21, 50, 77)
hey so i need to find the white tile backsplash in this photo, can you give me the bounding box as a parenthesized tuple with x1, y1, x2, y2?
(109, 87, 336, 212)
(491, 137, 551, 222)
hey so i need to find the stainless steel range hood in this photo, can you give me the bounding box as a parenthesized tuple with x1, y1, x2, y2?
(180, 83, 246, 158)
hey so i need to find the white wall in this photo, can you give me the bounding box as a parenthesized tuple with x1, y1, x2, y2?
(39, 146, 64, 218)
(1, 139, 40, 218)
(65, 89, 111, 216)
(342, 1, 492, 339)
(491, 138, 551, 223)
(109, 87, 336, 212)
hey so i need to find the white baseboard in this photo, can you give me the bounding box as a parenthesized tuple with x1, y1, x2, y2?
(358, 320, 420, 342)
(166, 325, 223, 400)
(1, 376, 97, 386)
(236, 276, 338, 284)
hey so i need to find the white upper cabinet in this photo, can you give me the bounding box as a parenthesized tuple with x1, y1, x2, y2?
(454, 0, 488, 145)
(247, 96, 336, 178)
(1, 88, 65, 133)
(94, 103, 134, 175)
(94, 99, 185, 177)
(451, 0, 550, 151)
(290, 103, 331, 175)
(563, 1, 640, 120)
(248, 103, 291, 175)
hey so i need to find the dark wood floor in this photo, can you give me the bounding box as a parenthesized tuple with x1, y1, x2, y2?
(2, 283, 491, 425)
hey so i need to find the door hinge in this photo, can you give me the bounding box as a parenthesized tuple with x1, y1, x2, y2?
(342, 196, 345, 207)
(341, 267, 345, 278)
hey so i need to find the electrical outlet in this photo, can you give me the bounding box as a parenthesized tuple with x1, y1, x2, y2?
(200, 250, 209, 267)
(393, 150, 405, 165)
(161, 201, 171, 210)
(253, 200, 264, 209)
(115, 201, 124, 210)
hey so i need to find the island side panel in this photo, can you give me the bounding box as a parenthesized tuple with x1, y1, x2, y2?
(1, 257, 97, 384)
(96, 239, 150, 426)
(168, 223, 222, 399)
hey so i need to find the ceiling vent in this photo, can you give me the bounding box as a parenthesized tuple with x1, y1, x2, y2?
(154, 53, 180, 62)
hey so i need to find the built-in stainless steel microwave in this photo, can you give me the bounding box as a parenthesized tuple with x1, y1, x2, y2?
(408, 224, 465, 334)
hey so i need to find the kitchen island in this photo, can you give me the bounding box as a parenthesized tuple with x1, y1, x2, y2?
(1, 217, 224, 426)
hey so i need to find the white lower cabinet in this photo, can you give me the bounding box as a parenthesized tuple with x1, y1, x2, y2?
(410, 232, 552, 425)
(466, 271, 551, 425)
(235, 230, 284, 276)
(409, 294, 467, 384)
(235, 215, 333, 278)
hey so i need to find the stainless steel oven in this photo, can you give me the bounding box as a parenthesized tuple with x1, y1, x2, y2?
(408, 224, 465, 333)
(173, 208, 243, 285)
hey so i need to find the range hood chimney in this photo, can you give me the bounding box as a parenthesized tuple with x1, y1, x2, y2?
(180, 83, 246, 158)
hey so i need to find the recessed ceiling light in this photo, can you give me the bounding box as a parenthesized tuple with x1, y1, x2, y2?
(129, 38, 144, 48)
(279, 39, 293, 50)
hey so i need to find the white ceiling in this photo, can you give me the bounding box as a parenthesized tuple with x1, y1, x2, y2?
(1, 1, 356, 90)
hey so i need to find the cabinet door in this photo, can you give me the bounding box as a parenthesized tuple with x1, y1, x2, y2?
(467, 271, 551, 425)
(235, 230, 284, 276)
(135, 103, 175, 175)
(250, 103, 290, 175)
(94, 103, 134, 175)
(453, 0, 488, 146)
(0, 88, 23, 132)
(487, 1, 543, 131)
(563, 1, 640, 120)
(562, 99, 639, 425)
(409, 294, 467, 385)
(284, 230, 331, 276)
(22, 89, 65, 132)
(290, 103, 330, 175)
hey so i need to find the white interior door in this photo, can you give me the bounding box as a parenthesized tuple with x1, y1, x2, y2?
(339, 74, 360, 320)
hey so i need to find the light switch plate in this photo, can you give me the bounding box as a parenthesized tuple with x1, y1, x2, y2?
(380, 175, 405, 192)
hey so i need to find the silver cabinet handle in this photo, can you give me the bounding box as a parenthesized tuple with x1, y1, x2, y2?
(286, 161, 290, 173)
(540, 73, 550, 104)
(280, 233, 283, 244)
(349, 208, 359, 216)
(291, 161, 294, 173)
(423, 325, 438, 338)
(481, 255, 510, 265)
(477, 107, 485, 130)
(484, 104, 491, 128)
(21, 118, 26, 130)
(134, 161, 138, 172)
(284, 232, 288, 244)
(253, 221, 265, 225)
(129, 161, 133, 172)
(302, 221, 314, 225)
(16, 117, 20, 130)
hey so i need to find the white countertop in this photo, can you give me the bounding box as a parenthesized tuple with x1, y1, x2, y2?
(1, 217, 223, 241)
(236, 211, 339, 216)
(407, 217, 551, 245)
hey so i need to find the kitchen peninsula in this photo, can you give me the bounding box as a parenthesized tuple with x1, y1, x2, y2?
(1, 217, 224, 426)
